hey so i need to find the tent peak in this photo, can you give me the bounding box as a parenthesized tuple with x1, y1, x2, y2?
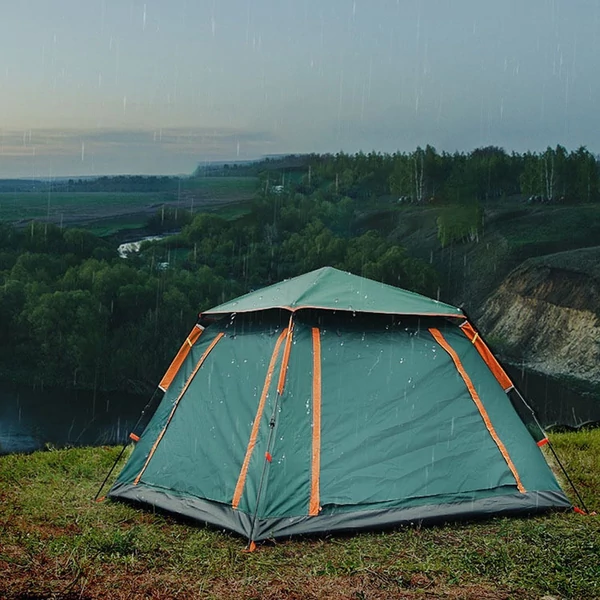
(205, 267, 463, 318)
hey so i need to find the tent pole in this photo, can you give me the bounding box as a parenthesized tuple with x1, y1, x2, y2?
(245, 411, 277, 548)
(94, 443, 128, 502)
(93, 387, 161, 502)
(512, 386, 590, 514)
(246, 314, 294, 548)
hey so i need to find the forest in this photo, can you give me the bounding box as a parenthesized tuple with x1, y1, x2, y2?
(1, 145, 598, 394)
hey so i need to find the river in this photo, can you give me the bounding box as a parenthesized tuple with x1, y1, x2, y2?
(117, 235, 164, 258)
(0, 382, 148, 455)
(507, 366, 600, 430)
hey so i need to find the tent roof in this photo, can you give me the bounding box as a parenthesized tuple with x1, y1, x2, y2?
(205, 266, 464, 318)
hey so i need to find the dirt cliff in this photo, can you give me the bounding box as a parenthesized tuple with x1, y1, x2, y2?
(477, 247, 600, 385)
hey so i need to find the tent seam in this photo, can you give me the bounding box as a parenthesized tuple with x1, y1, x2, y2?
(429, 327, 526, 494)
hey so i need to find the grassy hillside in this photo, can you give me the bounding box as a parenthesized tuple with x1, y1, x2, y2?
(377, 202, 600, 312)
(0, 430, 598, 599)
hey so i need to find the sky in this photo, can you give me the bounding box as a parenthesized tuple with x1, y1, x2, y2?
(1, 0, 599, 177)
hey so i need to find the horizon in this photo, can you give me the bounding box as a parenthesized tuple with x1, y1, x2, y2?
(2, 0, 599, 178)
(2, 144, 599, 182)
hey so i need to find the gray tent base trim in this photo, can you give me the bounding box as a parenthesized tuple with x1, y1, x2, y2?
(109, 483, 571, 543)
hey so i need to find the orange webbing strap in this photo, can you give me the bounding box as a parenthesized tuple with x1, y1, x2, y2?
(277, 316, 294, 395)
(459, 321, 513, 392)
(159, 324, 205, 392)
(429, 328, 526, 494)
(232, 329, 288, 510)
(309, 327, 322, 517)
(133, 332, 225, 486)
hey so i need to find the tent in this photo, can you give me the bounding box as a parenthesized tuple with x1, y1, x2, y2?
(108, 267, 570, 544)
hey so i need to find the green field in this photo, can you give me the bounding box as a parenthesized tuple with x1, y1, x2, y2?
(0, 430, 598, 599)
(0, 192, 163, 222)
(180, 177, 258, 195)
(83, 216, 151, 238)
(0, 177, 258, 230)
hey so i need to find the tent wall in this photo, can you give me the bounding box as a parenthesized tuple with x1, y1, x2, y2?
(109, 311, 570, 541)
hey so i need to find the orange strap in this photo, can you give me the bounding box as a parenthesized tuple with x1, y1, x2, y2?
(159, 324, 205, 391)
(277, 317, 294, 395)
(429, 328, 526, 494)
(134, 332, 224, 485)
(232, 329, 288, 510)
(309, 327, 322, 516)
(459, 321, 513, 392)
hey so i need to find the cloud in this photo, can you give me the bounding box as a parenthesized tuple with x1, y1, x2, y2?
(0, 127, 280, 177)
(0, 127, 276, 157)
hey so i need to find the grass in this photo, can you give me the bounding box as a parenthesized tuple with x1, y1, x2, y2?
(181, 176, 258, 197)
(388, 201, 600, 313)
(212, 198, 255, 221)
(84, 217, 150, 237)
(0, 178, 258, 228)
(0, 192, 166, 222)
(497, 206, 600, 258)
(0, 430, 598, 599)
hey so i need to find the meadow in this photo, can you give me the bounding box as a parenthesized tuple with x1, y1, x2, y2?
(0, 177, 257, 233)
(0, 429, 598, 599)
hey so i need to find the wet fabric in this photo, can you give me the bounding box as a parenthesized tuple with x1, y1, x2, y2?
(110, 269, 570, 542)
(205, 266, 463, 317)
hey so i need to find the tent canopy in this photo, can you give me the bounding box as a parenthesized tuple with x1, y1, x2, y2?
(205, 266, 464, 318)
(109, 268, 570, 544)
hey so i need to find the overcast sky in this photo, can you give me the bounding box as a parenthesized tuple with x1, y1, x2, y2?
(1, 0, 599, 177)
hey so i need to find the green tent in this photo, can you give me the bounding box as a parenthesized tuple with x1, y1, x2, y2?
(109, 267, 570, 543)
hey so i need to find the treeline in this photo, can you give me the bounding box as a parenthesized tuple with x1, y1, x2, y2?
(2, 144, 596, 393)
(262, 145, 600, 204)
(63, 175, 181, 193)
(152, 206, 438, 294)
(0, 222, 239, 392)
(0, 188, 438, 391)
